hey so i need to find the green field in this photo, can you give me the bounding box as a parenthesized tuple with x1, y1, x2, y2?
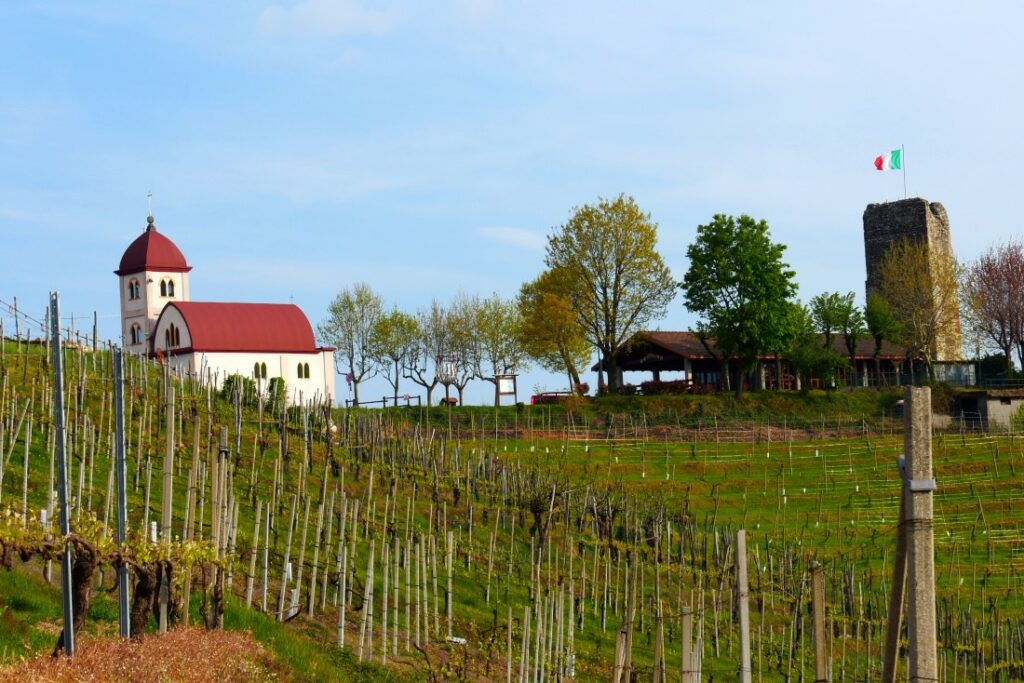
(1, 339, 1022, 681)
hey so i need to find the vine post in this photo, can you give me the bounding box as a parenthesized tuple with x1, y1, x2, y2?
(50, 291, 75, 656)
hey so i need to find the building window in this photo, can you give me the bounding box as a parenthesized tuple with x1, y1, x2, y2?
(261, 362, 268, 379)
(304, 362, 310, 379)
(128, 279, 140, 300)
(129, 323, 142, 345)
(160, 280, 167, 297)
(162, 323, 182, 349)
(167, 280, 175, 297)
(254, 363, 260, 379)
(255, 362, 268, 379)
(297, 362, 311, 379)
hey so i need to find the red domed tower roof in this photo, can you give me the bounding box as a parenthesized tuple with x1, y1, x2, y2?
(115, 216, 192, 276)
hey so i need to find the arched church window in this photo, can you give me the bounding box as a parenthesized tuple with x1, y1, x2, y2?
(130, 324, 142, 345)
(254, 363, 260, 379)
(165, 329, 171, 348)
(260, 362, 268, 379)
(160, 280, 167, 297)
(167, 280, 175, 297)
(173, 325, 180, 346)
(128, 279, 140, 300)
(304, 363, 310, 379)
(297, 362, 303, 378)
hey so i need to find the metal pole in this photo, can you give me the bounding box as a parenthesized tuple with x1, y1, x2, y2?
(114, 347, 131, 638)
(159, 384, 174, 633)
(50, 292, 75, 656)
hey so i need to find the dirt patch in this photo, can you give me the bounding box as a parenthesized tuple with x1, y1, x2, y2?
(0, 627, 283, 683)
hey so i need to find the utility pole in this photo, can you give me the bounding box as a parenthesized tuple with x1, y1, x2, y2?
(50, 292, 75, 656)
(904, 386, 938, 681)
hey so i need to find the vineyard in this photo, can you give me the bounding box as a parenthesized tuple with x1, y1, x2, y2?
(1, 335, 1024, 682)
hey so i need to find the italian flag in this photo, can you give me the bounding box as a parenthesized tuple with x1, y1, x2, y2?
(874, 149, 902, 170)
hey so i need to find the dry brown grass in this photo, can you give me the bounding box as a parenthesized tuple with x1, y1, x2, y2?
(0, 628, 284, 683)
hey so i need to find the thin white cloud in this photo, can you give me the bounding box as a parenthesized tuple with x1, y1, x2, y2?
(477, 227, 546, 251)
(259, 0, 398, 36)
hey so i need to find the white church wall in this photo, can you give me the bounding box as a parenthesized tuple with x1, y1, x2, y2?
(152, 305, 192, 354)
(171, 350, 335, 406)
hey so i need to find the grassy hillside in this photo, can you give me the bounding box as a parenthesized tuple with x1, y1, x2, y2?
(1, 338, 1022, 682)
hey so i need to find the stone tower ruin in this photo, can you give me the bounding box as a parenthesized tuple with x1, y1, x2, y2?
(862, 197, 962, 361)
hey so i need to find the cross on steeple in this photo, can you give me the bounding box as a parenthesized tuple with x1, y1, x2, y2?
(147, 191, 153, 217)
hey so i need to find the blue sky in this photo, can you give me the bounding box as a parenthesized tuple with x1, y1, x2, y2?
(2, 1, 1022, 403)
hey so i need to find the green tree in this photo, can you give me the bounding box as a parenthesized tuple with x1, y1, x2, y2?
(472, 293, 528, 406)
(810, 291, 862, 387)
(545, 195, 675, 393)
(809, 292, 845, 354)
(372, 308, 420, 405)
(518, 268, 592, 393)
(784, 303, 845, 394)
(864, 294, 901, 387)
(318, 283, 384, 405)
(838, 296, 866, 383)
(681, 214, 798, 397)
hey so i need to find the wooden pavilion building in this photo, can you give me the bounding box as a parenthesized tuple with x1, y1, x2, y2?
(594, 331, 911, 392)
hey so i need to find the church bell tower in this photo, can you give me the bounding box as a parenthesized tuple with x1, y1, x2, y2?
(115, 215, 191, 353)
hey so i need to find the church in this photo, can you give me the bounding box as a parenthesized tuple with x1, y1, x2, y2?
(116, 215, 336, 405)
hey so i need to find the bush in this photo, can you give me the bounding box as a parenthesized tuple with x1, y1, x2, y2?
(640, 379, 693, 395)
(221, 374, 257, 406)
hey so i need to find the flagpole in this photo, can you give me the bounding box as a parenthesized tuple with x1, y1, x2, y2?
(902, 144, 907, 198)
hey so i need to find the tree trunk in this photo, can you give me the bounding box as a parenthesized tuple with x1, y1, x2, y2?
(352, 376, 360, 406)
(130, 563, 158, 639)
(605, 353, 620, 393)
(392, 364, 400, 406)
(735, 362, 746, 398)
(426, 385, 434, 406)
(53, 542, 97, 656)
(494, 381, 500, 407)
(874, 353, 882, 389)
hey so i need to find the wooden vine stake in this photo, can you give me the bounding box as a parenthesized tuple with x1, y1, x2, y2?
(737, 529, 753, 683)
(811, 562, 828, 682)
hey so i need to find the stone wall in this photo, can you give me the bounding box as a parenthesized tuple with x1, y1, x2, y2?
(862, 197, 962, 361)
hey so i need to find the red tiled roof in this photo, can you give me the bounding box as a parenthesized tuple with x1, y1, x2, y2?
(161, 302, 320, 353)
(115, 218, 191, 276)
(640, 331, 907, 360)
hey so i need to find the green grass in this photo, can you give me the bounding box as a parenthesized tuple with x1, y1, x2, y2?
(223, 598, 417, 683)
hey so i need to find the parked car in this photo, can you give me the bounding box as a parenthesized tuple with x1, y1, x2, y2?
(530, 391, 573, 405)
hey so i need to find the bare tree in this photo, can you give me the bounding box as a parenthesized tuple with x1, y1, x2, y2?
(877, 238, 962, 381)
(404, 301, 446, 406)
(962, 240, 1024, 375)
(439, 294, 477, 405)
(318, 283, 383, 405)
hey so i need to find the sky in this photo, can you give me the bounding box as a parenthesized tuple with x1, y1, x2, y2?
(2, 1, 1022, 404)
